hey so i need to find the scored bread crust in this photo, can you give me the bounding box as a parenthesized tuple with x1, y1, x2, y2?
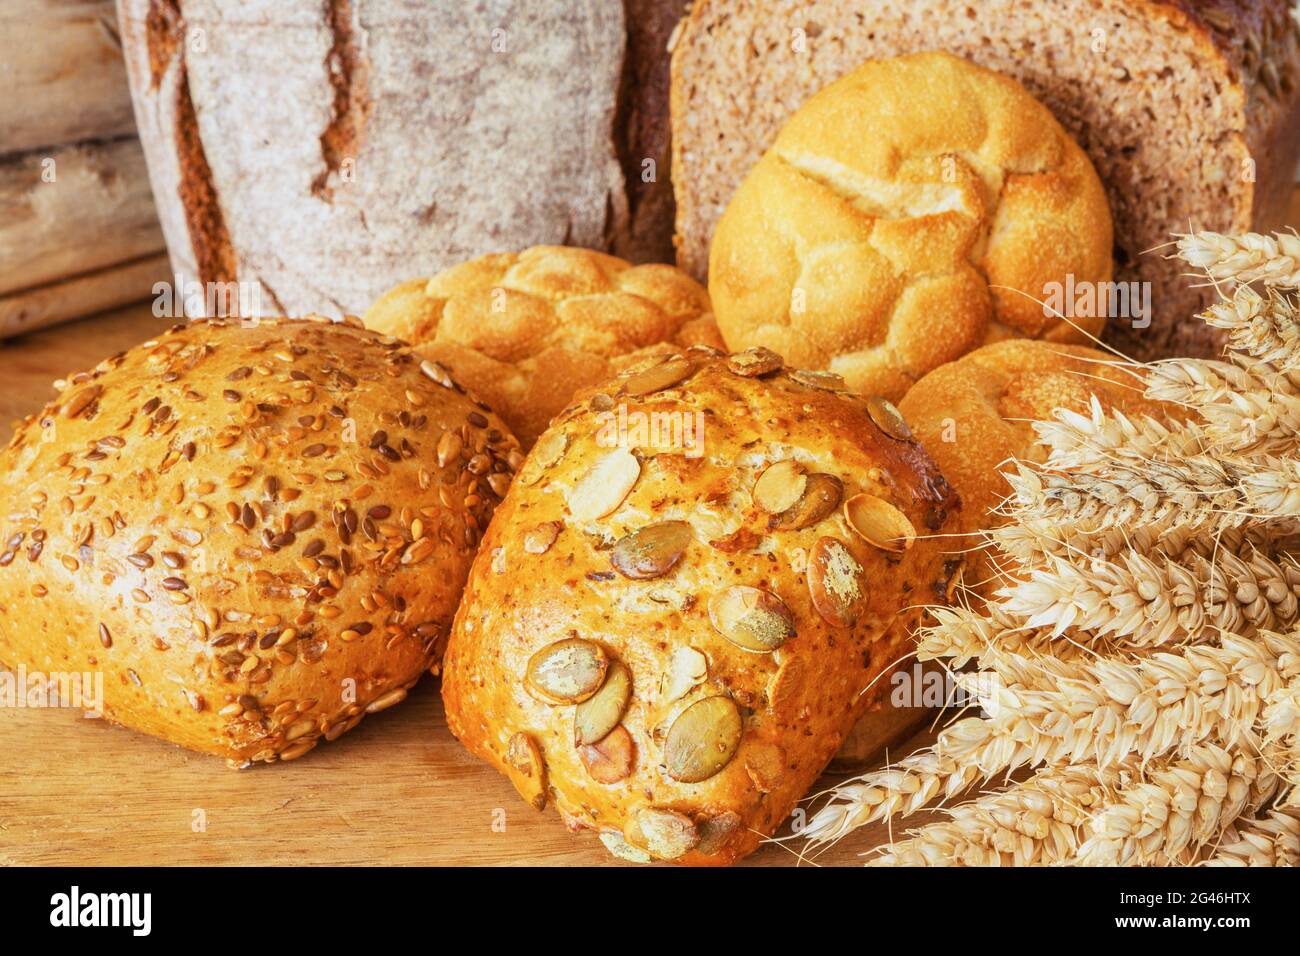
(441, 347, 959, 865)
(118, 0, 632, 318)
(364, 246, 724, 448)
(898, 339, 1172, 591)
(705, 51, 1113, 402)
(0, 318, 520, 764)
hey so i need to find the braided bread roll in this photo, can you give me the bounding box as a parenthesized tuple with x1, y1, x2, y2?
(364, 246, 723, 447)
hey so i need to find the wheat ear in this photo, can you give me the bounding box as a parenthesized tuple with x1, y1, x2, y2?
(914, 605, 1103, 665)
(1146, 352, 1300, 455)
(951, 636, 1284, 765)
(1033, 397, 1205, 474)
(1175, 230, 1300, 288)
(872, 745, 1275, 867)
(1202, 808, 1300, 866)
(1075, 745, 1277, 865)
(992, 544, 1300, 646)
(989, 514, 1203, 569)
(991, 518, 1300, 582)
(1002, 455, 1300, 539)
(805, 630, 1295, 846)
(800, 724, 993, 845)
(866, 763, 1117, 866)
(1203, 286, 1300, 367)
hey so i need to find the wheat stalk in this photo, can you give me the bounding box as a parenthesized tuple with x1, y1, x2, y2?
(814, 232, 1300, 866)
(1001, 455, 1300, 539)
(1074, 745, 1276, 866)
(1202, 808, 1300, 866)
(1146, 353, 1300, 455)
(993, 543, 1300, 646)
(1176, 230, 1300, 289)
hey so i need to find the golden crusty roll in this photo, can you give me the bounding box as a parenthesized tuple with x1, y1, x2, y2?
(0, 317, 520, 765)
(708, 51, 1114, 401)
(364, 246, 724, 447)
(898, 339, 1166, 591)
(441, 346, 959, 864)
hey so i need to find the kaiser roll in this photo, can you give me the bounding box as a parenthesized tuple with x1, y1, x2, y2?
(898, 339, 1167, 591)
(707, 51, 1114, 401)
(441, 346, 959, 864)
(0, 317, 520, 765)
(364, 245, 724, 447)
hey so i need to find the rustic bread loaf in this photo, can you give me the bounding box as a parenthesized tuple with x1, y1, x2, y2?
(898, 339, 1169, 591)
(441, 347, 959, 864)
(117, 0, 691, 319)
(706, 52, 1113, 401)
(0, 317, 520, 765)
(672, 0, 1300, 361)
(364, 246, 723, 447)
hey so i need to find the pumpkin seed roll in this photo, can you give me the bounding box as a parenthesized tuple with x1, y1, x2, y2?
(442, 345, 959, 864)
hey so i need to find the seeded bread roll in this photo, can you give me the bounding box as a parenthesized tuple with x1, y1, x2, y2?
(364, 245, 724, 447)
(706, 52, 1113, 401)
(441, 346, 959, 864)
(0, 317, 520, 765)
(898, 339, 1168, 591)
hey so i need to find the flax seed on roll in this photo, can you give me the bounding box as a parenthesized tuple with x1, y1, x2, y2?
(364, 245, 724, 447)
(0, 317, 520, 765)
(441, 345, 959, 864)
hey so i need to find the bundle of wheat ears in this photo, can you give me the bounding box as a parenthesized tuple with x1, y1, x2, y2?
(801, 231, 1300, 866)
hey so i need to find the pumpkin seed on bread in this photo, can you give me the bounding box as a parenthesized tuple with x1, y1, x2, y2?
(441, 346, 959, 864)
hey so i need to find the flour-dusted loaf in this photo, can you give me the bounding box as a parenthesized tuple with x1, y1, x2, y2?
(898, 339, 1173, 590)
(0, 318, 520, 764)
(116, 0, 692, 319)
(707, 52, 1113, 400)
(365, 246, 723, 447)
(441, 347, 959, 864)
(672, 0, 1300, 360)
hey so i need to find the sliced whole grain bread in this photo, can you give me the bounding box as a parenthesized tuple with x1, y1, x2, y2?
(671, 0, 1300, 360)
(117, 0, 686, 318)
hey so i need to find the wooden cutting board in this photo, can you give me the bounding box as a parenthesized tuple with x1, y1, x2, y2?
(0, 303, 935, 866)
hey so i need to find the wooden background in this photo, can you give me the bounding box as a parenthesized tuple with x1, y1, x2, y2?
(0, 1, 170, 339)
